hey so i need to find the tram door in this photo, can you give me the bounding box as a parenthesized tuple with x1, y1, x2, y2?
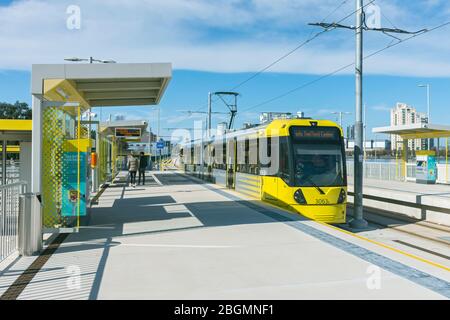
(226, 138, 236, 189)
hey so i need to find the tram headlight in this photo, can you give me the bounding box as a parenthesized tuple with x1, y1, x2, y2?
(337, 189, 346, 204)
(294, 189, 307, 205)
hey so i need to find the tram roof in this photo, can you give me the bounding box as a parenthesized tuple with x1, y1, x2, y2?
(372, 123, 450, 139)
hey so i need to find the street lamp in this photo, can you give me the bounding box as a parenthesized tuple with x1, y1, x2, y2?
(64, 57, 116, 64)
(418, 84, 431, 122)
(149, 107, 161, 167)
(331, 111, 352, 129)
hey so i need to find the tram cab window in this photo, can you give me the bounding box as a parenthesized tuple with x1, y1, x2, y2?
(293, 144, 345, 187)
(278, 138, 290, 184)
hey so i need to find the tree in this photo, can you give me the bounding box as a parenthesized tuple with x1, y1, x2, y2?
(0, 101, 32, 119)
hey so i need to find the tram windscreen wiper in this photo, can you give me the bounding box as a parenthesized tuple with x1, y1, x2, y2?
(303, 175, 325, 195)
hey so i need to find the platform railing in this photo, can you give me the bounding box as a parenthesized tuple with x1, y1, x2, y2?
(347, 161, 450, 184)
(0, 181, 27, 264)
(347, 161, 407, 181)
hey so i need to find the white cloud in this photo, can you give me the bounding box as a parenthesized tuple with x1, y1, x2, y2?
(0, 0, 449, 77)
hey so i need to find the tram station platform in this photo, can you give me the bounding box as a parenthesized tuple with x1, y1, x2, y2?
(0, 172, 449, 300)
(348, 179, 450, 227)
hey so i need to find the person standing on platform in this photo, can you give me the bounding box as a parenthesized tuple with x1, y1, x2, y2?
(138, 152, 148, 185)
(127, 153, 138, 187)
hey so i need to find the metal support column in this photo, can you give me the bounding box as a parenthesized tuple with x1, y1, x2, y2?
(446, 137, 448, 183)
(402, 138, 408, 181)
(30, 95, 43, 254)
(350, 0, 368, 229)
(2, 140, 6, 185)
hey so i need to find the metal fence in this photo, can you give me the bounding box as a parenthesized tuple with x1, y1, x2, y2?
(0, 181, 27, 263)
(0, 165, 21, 185)
(347, 161, 450, 184)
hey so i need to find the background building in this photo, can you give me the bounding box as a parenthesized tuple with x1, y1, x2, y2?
(390, 102, 429, 151)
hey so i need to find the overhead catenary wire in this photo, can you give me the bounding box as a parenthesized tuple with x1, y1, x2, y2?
(188, 0, 375, 118)
(241, 20, 450, 112)
(228, 0, 376, 92)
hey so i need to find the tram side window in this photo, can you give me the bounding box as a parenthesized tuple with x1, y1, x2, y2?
(259, 137, 272, 169)
(236, 138, 245, 173)
(248, 139, 258, 175)
(238, 138, 250, 174)
(214, 142, 227, 170)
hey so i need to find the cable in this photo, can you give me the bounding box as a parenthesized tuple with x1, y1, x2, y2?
(228, 0, 376, 92)
(189, 0, 374, 119)
(241, 20, 450, 112)
(321, 0, 351, 24)
(373, 0, 398, 30)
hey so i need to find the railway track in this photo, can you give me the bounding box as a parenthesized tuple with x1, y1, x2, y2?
(347, 203, 450, 244)
(344, 204, 450, 262)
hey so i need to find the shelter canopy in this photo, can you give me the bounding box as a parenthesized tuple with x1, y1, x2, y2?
(0, 119, 32, 140)
(373, 123, 450, 139)
(32, 63, 171, 108)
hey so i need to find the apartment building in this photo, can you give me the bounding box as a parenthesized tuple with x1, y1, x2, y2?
(390, 102, 429, 151)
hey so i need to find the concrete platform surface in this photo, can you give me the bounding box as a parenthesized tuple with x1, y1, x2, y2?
(1, 172, 449, 300)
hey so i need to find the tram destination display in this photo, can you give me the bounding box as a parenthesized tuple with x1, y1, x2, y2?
(290, 126, 340, 143)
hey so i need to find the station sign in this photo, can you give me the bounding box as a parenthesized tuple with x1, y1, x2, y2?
(115, 128, 141, 138)
(156, 140, 165, 149)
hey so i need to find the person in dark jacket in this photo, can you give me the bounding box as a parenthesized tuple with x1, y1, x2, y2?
(138, 152, 148, 185)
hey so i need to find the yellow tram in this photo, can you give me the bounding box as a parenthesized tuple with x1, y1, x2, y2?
(181, 118, 347, 223)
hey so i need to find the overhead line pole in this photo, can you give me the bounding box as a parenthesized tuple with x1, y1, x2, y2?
(352, 0, 367, 229)
(309, 0, 427, 229)
(208, 92, 212, 134)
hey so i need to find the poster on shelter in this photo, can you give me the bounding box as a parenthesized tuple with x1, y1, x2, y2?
(61, 152, 87, 217)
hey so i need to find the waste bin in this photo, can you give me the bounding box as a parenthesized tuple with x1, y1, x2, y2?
(18, 193, 43, 256)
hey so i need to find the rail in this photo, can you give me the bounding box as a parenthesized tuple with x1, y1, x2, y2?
(347, 190, 450, 215)
(0, 181, 27, 263)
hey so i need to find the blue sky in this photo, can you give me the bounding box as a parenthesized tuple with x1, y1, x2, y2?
(1, 0, 450, 139)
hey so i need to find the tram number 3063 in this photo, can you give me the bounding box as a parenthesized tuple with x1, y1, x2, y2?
(315, 199, 330, 205)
